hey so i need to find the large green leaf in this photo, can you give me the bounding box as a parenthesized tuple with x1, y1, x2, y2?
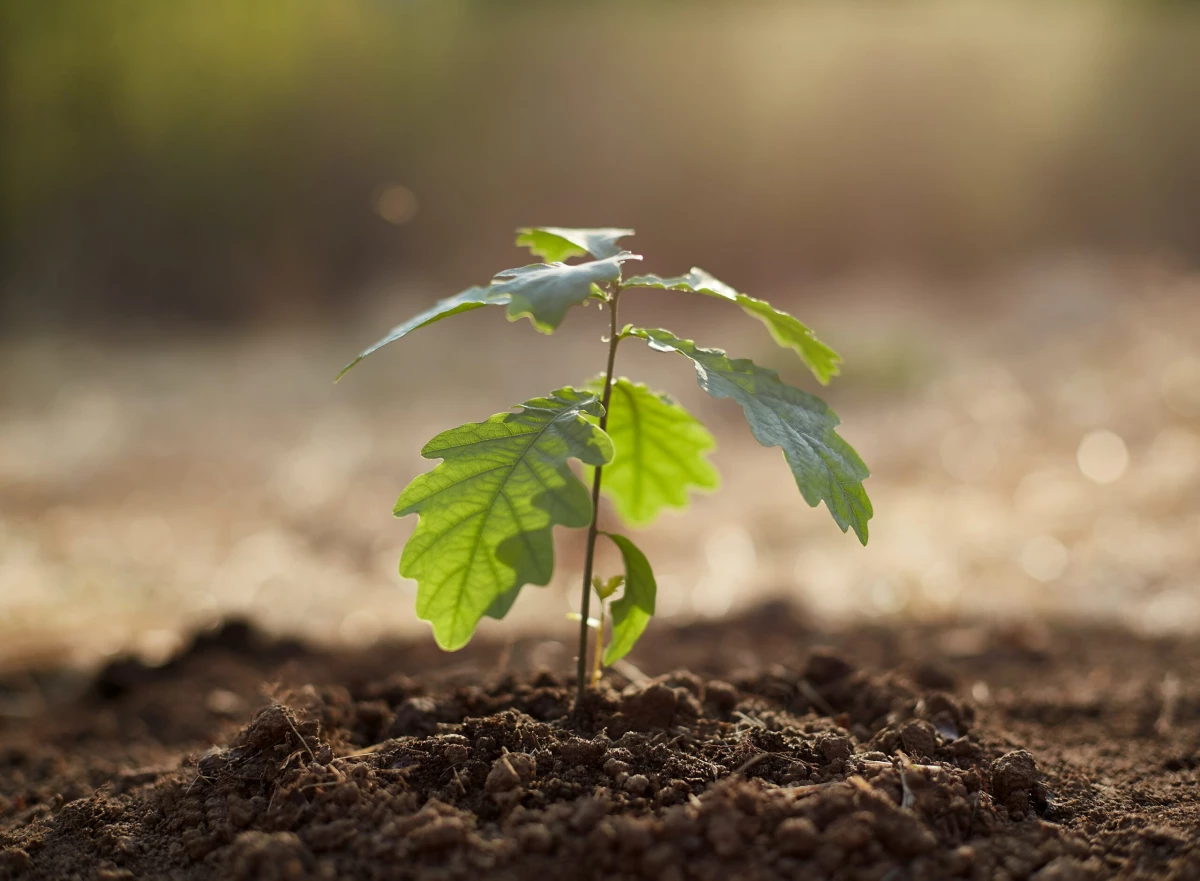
(491, 253, 641, 333)
(395, 388, 614, 650)
(516, 227, 635, 263)
(585, 378, 719, 526)
(601, 532, 656, 666)
(630, 328, 872, 544)
(624, 269, 841, 385)
(337, 286, 506, 380)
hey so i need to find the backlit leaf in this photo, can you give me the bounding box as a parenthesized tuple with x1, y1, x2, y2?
(624, 269, 841, 384)
(395, 388, 614, 649)
(491, 253, 641, 333)
(337, 286, 505, 380)
(601, 532, 656, 665)
(630, 328, 872, 544)
(516, 227, 635, 263)
(484, 586, 522, 620)
(585, 377, 719, 526)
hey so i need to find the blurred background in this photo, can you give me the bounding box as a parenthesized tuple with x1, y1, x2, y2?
(2, 0, 1199, 669)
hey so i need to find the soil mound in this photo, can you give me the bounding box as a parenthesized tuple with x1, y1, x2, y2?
(1, 609, 1197, 879)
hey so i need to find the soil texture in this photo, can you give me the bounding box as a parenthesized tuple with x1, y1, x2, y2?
(1, 605, 1197, 880)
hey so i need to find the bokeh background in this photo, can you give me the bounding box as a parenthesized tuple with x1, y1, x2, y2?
(2, 0, 1199, 669)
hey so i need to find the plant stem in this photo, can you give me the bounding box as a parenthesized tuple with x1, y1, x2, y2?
(576, 287, 622, 709)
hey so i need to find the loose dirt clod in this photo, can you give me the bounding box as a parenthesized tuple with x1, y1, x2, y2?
(990, 749, 1045, 817)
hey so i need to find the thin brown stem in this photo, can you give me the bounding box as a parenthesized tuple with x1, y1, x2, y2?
(575, 287, 622, 710)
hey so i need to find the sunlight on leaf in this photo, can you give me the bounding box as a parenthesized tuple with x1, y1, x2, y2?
(491, 253, 641, 333)
(516, 227, 635, 263)
(395, 388, 614, 649)
(630, 328, 872, 543)
(624, 269, 841, 384)
(584, 377, 719, 526)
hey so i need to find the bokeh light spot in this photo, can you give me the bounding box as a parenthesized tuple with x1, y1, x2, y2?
(1076, 429, 1129, 484)
(1020, 535, 1069, 582)
(375, 184, 418, 224)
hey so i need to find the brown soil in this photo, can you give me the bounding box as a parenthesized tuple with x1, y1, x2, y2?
(1, 605, 1197, 880)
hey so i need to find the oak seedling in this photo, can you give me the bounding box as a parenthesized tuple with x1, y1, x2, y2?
(339, 227, 872, 705)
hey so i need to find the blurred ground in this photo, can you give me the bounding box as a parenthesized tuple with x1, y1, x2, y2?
(5, 1, 1200, 675)
(3, 260, 1197, 670)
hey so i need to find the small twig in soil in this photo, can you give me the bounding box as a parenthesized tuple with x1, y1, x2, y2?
(733, 711, 767, 730)
(296, 780, 337, 794)
(335, 743, 388, 761)
(726, 750, 807, 782)
(859, 759, 944, 773)
(184, 771, 215, 796)
(283, 711, 317, 764)
(783, 781, 839, 797)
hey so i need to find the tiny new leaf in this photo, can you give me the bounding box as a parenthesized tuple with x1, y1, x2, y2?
(395, 388, 614, 650)
(624, 269, 841, 384)
(516, 227, 635, 263)
(601, 532, 656, 665)
(490, 253, 641, 333)
(630, 328, 872, 543)
(586, 377, 719, 526)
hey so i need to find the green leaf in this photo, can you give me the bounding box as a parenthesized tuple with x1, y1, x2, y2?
(338, 245, 641, 379)
(395, 387, 614, 650)
(484, 586, 522, 620)
(630, 328, 872, 544)
(601, 532, 657, 666)
(624, 269, 841, 385)
(516, 227, 635, 263)
(337, 286, 506, 380)
(491, 253, 641, 333)
(584, 378, 719, 526)
(592, 574, 624, 600)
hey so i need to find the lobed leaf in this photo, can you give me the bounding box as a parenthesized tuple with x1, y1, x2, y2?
(395, 388, 614, 650)
(337, 286, 506, 380)
(629, 328, 872, 544)
(516, 227, 635, 263)
(624, 269, 841, 384)
(491, 253, 641, 333)
(585, 377, 719, 526)
(601, 532, 656, 666)
(339, 245, 641, 380)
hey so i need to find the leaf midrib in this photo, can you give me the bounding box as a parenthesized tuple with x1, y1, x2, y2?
(435, 402, 593, 642)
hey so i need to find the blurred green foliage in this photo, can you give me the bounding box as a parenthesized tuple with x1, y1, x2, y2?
(3, 1, 1200, 326)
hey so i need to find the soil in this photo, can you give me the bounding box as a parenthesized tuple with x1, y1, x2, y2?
(1, 604, 1197, 880)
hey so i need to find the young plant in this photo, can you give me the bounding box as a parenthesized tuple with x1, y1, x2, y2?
(338, 227, 872, 704)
